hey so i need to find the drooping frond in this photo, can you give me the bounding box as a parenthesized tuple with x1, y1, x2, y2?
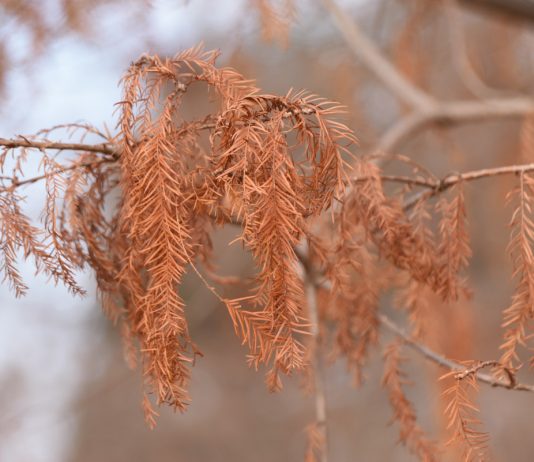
(115, 47, 261, 411)
(214, 90, 355, 381)
(383, 341, 438, 462)
(395, 199, 439, 338)
(113, 46, 358, 410)
(0, 192, 46, 296)
(394, 278, 433, 340)
(120, 104, 195, 411)
(441, 363, 490, 462)
(40, 154, 88, 295)
(326, 236, 380, 385)
(436, 182, 472, 302)
(0, 127, 117, 296)
(499, 170, 534, 368)
(345, 160, 438, 286)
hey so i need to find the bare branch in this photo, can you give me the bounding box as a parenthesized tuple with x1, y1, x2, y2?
(372, 112, 431, 157)
(299, 241, 534, 395)
(0, 158, 116, 192)
(321, 0, 436, 111)
(445, 0, 511, 98)
(379, 314, 534, 392)
(4, 132, 534, 203)
(402, 162, 534, 210)
(438, 98, 534, 122)
(460, 0, 534, 23)
(374, 97, 534, 158)
(0, 137, 116, 156)
(366, 162, 534, 190)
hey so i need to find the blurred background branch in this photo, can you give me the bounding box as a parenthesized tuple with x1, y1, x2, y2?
(460, 0, 534, 23)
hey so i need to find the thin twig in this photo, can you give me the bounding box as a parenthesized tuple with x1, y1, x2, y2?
(378, 313, 534, 392)
(296, 247, 534, 394)
(295, 241, 534, 396)
(432, 162, 534, 184)
(0, 157, 116, 192)
(4, 133, 534, 206)
(0, 138, 116, 156)
(402, 162, 534, 210)
(349, 162, 534, 212)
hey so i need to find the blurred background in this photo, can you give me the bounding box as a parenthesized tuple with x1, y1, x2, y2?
(1, 0, 534, 461)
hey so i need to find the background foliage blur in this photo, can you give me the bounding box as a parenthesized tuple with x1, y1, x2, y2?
(1, 1, 533, 461)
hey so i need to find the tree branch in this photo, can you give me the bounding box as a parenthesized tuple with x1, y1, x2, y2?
(400, 162, 534, 210)
(378, 313, 534, 392)
(459, 0, 534, 23)
(4, 131, 534, 203)
(373, 97, 534, 158)
(321, 0, 436, 111)
(0, 157, 116, 192)
(445, 0, 512, 98)
(356, 161, 534, 190)
(372, 112, 431, 156)
(297, 249, 534, 395)
(0, 138, 117, 156)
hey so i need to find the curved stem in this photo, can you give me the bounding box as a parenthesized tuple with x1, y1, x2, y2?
(378, 313, 534, 392)
(322, 0, 435, 111)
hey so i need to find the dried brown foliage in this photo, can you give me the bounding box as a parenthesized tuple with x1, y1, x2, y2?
(436, 182, 471, 302)
(1, 46, 357, 420)
(383, 341, 438, 461)
(500, 178, 534, 368)
(441, 362, 492, 462)
(498, 116, 534, 369)
(3, 0, 534, 459)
